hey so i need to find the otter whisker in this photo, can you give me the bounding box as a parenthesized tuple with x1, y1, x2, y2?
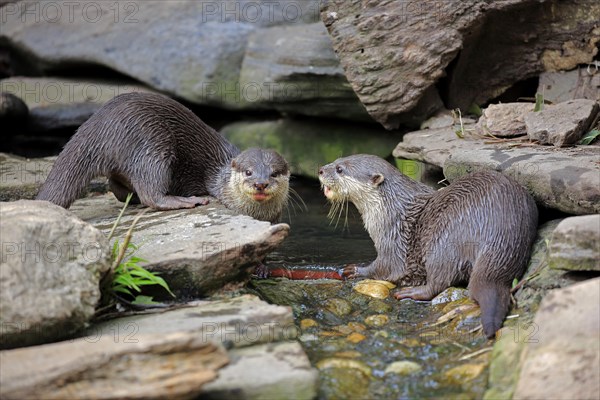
(289, 187, 308, 212)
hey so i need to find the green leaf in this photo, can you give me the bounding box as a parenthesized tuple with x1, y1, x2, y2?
(534, 93, 544, 112)
(512, 278, 518, 289)
(579, 129, 600, 145)
(132, 295, 159, 305)
(468, 103, 482, 117)
(113, 286, 133, 296)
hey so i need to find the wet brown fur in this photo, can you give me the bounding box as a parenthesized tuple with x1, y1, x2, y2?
(319, 154, 538, 338)
(36, 92, 289, 223)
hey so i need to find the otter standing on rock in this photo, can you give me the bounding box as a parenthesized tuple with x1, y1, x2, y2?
(37, 92, 290, 223)
(319, 154, 538, 338)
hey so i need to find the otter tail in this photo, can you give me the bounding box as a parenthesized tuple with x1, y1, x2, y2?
(469, 280, 511, 339)
(36, 143, 97, 208)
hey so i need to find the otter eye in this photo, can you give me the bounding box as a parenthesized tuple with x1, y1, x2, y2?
(270, 172, 279, 178)
(245, 170, 253, 177)
(336, 165, 343, 174)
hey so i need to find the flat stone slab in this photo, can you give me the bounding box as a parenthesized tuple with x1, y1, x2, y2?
(69, 194, 289, 298)
(83, 295, 318, 400)
(0, 152, 106, 201)
(201, 341, 318, 400)
(393, 127, 600, 215)
(525, 99, 599, 147)
(85, 295, 297, 348)
(513, 277, 600, 400)
(0, 77, 157, 130)
(0, 330, 229, 400)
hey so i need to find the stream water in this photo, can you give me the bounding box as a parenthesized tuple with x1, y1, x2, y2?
(250, 177, 492, 399)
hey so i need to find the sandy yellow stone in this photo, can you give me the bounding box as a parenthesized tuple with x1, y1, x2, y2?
(347, 332, 367, 343)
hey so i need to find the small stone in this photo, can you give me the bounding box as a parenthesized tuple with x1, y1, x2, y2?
(347, 322, 367, 332)
(364, 314, 389, 327)
(525, 99, 599, 147)
(324, 298, 353, 317)
(477, 103, 535, 137)
(384, 361, 423, 376)
(300, 319, 319, 330)
(346, 332, 367, 344)
(549, 215, 600, 272)
(432, 288, 470, 306)
(319, 331, 345, 338)
(444, 363, 486, 384)
(333, 325, 354, 335)
(368, 299, 393, 313)
(333, 351, 362, 359)
(316, 358, 372, 377)
(354, 279, 396, 299)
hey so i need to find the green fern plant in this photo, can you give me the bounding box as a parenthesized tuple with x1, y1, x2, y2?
(102, 193, 174, 308)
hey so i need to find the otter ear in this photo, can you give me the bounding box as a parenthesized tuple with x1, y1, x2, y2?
(231, 159, 238, 169)
(371, 173, 384, 187)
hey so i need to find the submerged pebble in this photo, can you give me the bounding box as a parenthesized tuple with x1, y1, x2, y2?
(316, 358, 372, 377)
(384, 360, 423, 375)
(444, 363, 486, 384)
(347, 332, 367, 343)
(325, 297, 353, 317)
(365, 314, 389, 327)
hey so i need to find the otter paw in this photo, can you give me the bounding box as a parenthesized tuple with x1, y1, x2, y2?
(342, 264, 361, 279)
(252, 262, 270, 279)
(393, 286, 433, 301)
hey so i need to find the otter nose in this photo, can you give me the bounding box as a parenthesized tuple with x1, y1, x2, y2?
(254, 182, 269, 191)
(318, 168, 324, 175)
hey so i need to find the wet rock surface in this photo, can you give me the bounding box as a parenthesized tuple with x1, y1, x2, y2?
(393, 127, 600, 215)
(0, 200, 111, 349)
(549, 214, 600, 272)
(69, 194, 289, 299)
(0, 330, 229, 400)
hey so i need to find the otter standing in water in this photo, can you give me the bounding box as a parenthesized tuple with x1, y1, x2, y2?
(37, 92, 290, 223)
(319, 154, 538, 338)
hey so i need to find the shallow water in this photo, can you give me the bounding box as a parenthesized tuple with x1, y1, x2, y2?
(272, 177, 377, 267)
(252, 177, 491, 399)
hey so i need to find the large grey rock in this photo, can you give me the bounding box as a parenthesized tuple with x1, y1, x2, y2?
(69, 194, 289, 298)
(537, 67, 600, 104)
(525, 99, 599, 147)
(0, 331, 229, 400)
(513, 278, 600, 400)
(320, 0, 600, 129)
(0, 76, 157, 131)
(477, 103, 535, 137)
(221, 119, 403, 179)
(393, 127, 600, 215)
(201, 341, 318, 400)
(549, 215, 600, 272)
(239, 22, 370, 121)
(0, 200, 111, 349)
(0, 1, 366, 120)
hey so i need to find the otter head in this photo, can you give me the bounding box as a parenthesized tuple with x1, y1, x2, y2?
(227, 148, 290, 222)
(318, 154, 386, 207)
